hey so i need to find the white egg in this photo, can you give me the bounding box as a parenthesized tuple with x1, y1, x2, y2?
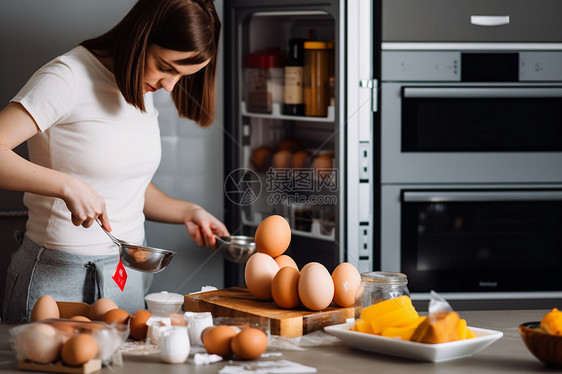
(298, 262, 334, 311)
(244, 253, 279, 300)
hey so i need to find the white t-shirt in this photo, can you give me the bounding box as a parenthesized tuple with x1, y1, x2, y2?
(12, 46, 161, 255)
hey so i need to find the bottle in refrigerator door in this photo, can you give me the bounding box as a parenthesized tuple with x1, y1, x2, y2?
(244, 50, 285, 114)
(304, 41, 330, 117)
(327, 39, 335, 107)
(283, 38, 306, 116)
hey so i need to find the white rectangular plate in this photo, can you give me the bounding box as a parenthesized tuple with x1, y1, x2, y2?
(324, 320, 503, 362)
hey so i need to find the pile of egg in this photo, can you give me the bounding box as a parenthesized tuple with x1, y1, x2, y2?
(201, 325, 268, 360)
(26, 295, 270, 363)
(16, 295, 153, 367)
(245, 215, 361, 311)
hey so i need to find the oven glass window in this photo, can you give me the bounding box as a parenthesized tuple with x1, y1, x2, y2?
(401, 192, 562, 292)
(401, 91, 562, 152)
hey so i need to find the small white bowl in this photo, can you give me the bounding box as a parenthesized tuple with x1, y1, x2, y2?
(145, 291, 184, 316)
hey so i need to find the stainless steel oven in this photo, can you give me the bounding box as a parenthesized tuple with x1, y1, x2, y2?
(381, 51, 562, 184)
(378, 0, 562, 304)
(383, 186, 562, 295)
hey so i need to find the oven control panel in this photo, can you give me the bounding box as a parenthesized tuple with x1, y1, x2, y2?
(520, 52, 562, 81)
(382, 52, 460, 81)
(383, 51, 562, 82)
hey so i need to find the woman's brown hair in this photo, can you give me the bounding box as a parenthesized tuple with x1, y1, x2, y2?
(81, 0, 220, 127)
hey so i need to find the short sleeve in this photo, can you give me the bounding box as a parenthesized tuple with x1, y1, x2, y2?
(11, 59, 75, 132)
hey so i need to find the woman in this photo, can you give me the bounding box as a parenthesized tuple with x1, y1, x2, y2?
(0, 0, 228, 322)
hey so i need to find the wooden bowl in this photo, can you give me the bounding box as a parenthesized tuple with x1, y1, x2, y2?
(519, 321, 562, 367)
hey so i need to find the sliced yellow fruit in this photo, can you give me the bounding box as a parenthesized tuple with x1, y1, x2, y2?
(410, 312, 461, 344)
(381, 316, 427, 340)
(457, 318, 468, 340)
(360, 295, 413, 320)
(541, 308, 562, 335)
(457, 318, 476, 340)
(360, 296, 419, 334)
(354, 318, 374, 334)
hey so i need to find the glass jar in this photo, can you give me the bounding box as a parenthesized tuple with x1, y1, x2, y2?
(357, 271, 410, 310)
(244, 51, 285, 114)
(303, 41, 329, 117)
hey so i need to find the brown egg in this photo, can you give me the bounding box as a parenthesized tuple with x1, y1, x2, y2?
(129, 309, 153, 340)
(298, 262, 335, 311)
(274, 254, 299, 270)
(313, 152, 334, 169)
(90, 298, 118, 321)
(271, 266, 301, 309)
(231, 327, 268, 360)
(272, 150, 293, 169)
(251, 146, 273, 172)
(200, 326, 215, 343)
(69, 315, 91, 322)
(244, 253, 280, 300)
(16, 323, 62, 364)
(292, 150, 312, 169)
(167, 312, 188, 326)
(61, 333, 98, 367)
(52, 321, 76, 335)
(203, 325, 238, 358)
(277, 137, 304, 153)
(103, 308, 130, 325)
(255, 215, 292, 258)
(81, 321, 106, 334)
(30, 295, 60, 322)
(331, 262, 361, 307)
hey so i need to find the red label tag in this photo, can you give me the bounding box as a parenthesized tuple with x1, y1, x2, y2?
(112, 258, 128, 292)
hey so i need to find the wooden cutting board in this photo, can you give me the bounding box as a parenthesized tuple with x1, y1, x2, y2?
(18, 359, 101, 374)
(184, 287, 357, 337)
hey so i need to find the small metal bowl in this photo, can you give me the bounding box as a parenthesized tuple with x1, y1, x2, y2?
(214, 235, 256, 264)
(120, 244, 176, 273)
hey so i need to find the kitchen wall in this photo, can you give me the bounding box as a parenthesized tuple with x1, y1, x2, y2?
(0, 0, 225, 306)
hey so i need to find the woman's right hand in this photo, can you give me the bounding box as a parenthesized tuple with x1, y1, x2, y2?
(0, 103, 110, 231)
(62, 176, 111, 230)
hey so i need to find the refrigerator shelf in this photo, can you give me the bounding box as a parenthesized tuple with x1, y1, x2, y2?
(241, 102, 335, 123)
(292, 222, 335, 241)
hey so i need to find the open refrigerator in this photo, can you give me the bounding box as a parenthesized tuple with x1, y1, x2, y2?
(223, 0, 376, 285)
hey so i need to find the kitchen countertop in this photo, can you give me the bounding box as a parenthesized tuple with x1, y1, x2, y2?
(0, 309, 555, 373)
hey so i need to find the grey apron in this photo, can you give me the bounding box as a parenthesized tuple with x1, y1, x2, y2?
(2, 234, 152, 322)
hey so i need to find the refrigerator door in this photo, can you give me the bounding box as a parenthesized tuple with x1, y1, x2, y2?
(346, 0, 375, 273)
(223, 0, 374, 285)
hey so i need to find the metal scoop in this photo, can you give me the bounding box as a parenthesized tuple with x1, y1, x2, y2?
(97, 220, 176, 273)
(213, 235, 256, 264)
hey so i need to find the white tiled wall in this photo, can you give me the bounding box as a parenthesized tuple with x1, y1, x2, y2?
(145, 1, 226, 296)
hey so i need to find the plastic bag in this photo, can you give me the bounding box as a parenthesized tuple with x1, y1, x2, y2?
(427, 290, 454, 316)
(9, 319, 129, 366)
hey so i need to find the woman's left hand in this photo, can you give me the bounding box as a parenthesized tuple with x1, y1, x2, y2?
(184, 207, 229, 248)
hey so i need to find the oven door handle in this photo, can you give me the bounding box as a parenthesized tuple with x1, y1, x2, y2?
(403, 191, 562, 202)
(470, 15, 510, 27)
(402, 87, 562, 98)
